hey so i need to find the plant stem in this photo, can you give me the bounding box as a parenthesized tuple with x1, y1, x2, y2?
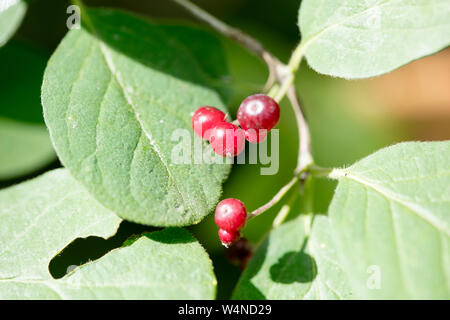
(274, 41, 308, 102)
(246, 163, 334, 223)
(308, 165, 335, 178)
(267, 84, 280, 99)
(247, 176, 300, 220)
(172, 0, 281, 71)
(287, 85, 313, 173)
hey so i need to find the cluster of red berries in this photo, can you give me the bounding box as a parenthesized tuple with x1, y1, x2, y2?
(214, 198, 247, 247)
(191, 94, 280, 246)
(191, 94, 280, 157)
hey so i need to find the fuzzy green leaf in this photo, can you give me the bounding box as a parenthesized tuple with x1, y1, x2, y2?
(298, 0, 450, 78)
(0, 169, 216, 299)
(330, 141, 450, 299)
(233, 215, 353, 299)
(0, 0, 26, 47)
(42, 9, 231, 226)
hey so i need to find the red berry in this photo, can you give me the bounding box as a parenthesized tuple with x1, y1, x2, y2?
(218, 228, 240, 247)
(192, 106, 227, 140)
(215, 198, 247, 232)
(237, 94, 280, 131)
(209, 122, 245, 157)
(244, 128, 267, 144)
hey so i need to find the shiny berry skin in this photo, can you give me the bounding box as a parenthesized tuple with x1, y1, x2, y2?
(209, 122, 245, 157)
(218, 229, 240, 247)
(244, 128, 267, 144)
(192, 106, 227, 140)
(215, 198, 247, 232)
(237, 94, 280, 131)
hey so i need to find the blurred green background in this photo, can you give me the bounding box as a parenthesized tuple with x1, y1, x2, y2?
(1, 0, 449, 299)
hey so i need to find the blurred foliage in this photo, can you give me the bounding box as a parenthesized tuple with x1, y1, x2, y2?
(0, 41, 56, 181)
(0, 41, 47, 123)
(3, 0, 448, 299)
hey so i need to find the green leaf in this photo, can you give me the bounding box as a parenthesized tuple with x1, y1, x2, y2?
(0, 42, 55, 180)
(298, 0, 450, 78)
(0, 0, 26, 47)
(0, 118, 55, 180)
(0, 41, 49, 124)
(233, 215, 353, 299)
(329, 141, 450, 299)
(42, 9, 231, 226)
(0, 169, 217, 299)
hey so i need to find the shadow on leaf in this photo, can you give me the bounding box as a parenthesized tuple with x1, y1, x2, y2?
(49, 220, 158, 279)
(125, 227, 197, 246)
(269, 250, 317, 284)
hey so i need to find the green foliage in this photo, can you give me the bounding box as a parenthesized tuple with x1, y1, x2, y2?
(0, 0, 26, 47)
(298, 0, 450, 78)
(330, 141, 450, 299)
(1, 0, 449, 301)
(233, 215, 353, 299)
(0, 169, 216, 299)
(42, 9, 231, 226)
(0, 118, 55, 180)
(0, 42, 55, 180)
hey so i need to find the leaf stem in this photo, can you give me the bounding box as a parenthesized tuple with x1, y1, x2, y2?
(273, 41, 308, 102)
(172, 0, 278, 68)
(286, 85, 313, 173)
(308, 165, 335, 178)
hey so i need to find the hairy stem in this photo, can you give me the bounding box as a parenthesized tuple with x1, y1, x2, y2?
(287, 85, 313, 173)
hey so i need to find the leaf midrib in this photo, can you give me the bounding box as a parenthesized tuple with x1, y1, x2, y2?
(96, 40, 193, 217)
(78, 5, 196, 218)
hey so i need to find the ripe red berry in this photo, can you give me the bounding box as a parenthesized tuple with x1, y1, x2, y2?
(192, 106, 227, 140)
(218, 228, 240, 247)
(244, 128, 267, 144)
(237, 94, 280, 131)
(209, 122, 245, 157)
(215, 198, 247, 232)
